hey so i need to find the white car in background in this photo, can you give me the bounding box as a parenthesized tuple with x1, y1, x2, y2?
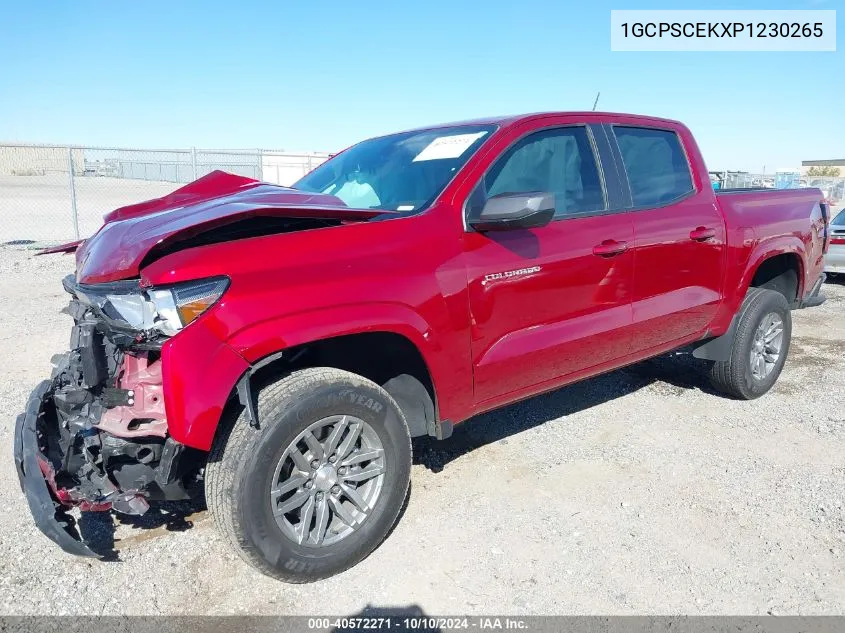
(826, 209, 845, 275)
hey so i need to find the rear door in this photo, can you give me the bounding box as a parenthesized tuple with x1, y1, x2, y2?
(462, 120, 634, 404)
(607, 124, 727, 353)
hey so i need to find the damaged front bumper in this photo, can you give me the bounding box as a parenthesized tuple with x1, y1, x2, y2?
(14, 381, 98, 557)
(14, 278, 197, 557)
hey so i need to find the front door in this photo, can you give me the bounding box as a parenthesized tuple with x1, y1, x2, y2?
(463, 123, 634, 404)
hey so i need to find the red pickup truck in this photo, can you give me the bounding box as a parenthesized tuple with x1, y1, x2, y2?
(15, 112, 829, 582)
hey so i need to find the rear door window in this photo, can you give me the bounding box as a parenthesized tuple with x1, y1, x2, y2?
(613, 126, 694, 206)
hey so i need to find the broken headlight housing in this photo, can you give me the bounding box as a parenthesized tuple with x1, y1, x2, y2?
(73, 276, 229, 337)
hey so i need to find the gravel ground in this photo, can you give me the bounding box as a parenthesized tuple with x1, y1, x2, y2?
(0, 245, 843, 615)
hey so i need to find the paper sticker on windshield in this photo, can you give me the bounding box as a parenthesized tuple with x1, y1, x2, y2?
(413, 132, 488, 162)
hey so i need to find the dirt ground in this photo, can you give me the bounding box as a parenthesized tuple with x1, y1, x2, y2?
(0, 245, 843, 615)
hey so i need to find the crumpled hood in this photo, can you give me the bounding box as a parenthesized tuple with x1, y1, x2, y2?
(73, 171, 389, 284)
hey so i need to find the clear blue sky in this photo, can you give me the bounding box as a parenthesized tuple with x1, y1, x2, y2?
(0, 0, 841, 172)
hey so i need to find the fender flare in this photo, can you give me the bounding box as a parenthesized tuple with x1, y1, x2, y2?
(737, 238, 806, 304)
(226, 302, 448, 429)
(228, 302, 440, 364)
(695, 237, 806, 361)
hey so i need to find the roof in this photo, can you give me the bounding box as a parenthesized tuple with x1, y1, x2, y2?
(389, 111, 684, 135)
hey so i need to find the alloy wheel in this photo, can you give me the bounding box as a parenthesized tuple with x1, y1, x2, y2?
(749, 312, 784, 380)
(269, 415, 386, 547)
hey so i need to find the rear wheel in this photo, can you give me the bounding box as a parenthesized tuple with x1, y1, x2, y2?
(206, 367, 412, 582)
(709, 288, 791, 399)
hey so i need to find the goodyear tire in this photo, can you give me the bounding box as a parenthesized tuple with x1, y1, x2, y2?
(709, 288, 792, 400)
(206, 367, 412, 582)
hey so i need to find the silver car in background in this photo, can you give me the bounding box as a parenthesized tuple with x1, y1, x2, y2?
(826, 209, 845, 275)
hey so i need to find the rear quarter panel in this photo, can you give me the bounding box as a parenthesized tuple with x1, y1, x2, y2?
(714, 188, 825, 326)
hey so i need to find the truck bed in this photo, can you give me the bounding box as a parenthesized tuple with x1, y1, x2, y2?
(715, 186, 827, 310)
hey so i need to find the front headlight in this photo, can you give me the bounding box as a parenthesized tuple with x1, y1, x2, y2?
(98, 276, 229, 336)
(170, 277, 230, 327)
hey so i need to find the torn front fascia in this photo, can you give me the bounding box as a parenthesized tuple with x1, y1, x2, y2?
(61, 275, 168, 352)
(97, 353, 168, 439)
(39, 296, 191, 514)
(15, 282, 199, 557)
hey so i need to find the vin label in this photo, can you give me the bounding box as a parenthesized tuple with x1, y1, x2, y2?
(611, 10, 836, 51)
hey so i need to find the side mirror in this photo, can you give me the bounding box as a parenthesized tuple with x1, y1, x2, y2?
(468, 192, 555, 232)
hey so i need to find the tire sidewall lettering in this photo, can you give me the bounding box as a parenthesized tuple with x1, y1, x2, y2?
(237, 378, 409, 580)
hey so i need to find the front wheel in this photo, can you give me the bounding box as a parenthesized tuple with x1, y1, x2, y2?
(709, 287, 792, 399)
(206, 367, 412, 582)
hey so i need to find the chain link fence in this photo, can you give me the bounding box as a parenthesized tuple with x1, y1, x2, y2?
(3, 144, 843, 245)
(710, 171, 844, 217)
(714, 171, 845, 201)
(0, 144, 330, 243)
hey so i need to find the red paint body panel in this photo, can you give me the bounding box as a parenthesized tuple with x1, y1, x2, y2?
(73, 170, 393, 285)
(454, 115, 636, 403)
(103, 171, 260, 222)
(143, 209, 475, 433)
(37, 240, 83, 255)
(159, 318, 250, 450)
(465, 215, 635, 404)
(713, 189, 826, 323)
(65, 112, 826, 451)
(626, 122, 729, 350)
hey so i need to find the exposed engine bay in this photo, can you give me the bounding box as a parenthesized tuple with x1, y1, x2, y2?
(14, 170, 381, 558)
(14, 275, 205, 556)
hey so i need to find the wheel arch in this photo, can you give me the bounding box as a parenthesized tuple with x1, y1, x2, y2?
(740, 241, 806, 307)
(222, 304, 447, 443)
(245, 330, 440, 439)
(694, 242, 804, 362)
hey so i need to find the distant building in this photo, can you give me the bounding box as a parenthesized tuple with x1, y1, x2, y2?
(801, 159, 845, 176)
(0, 144, 84, 175)
(801, 160, 845, 204)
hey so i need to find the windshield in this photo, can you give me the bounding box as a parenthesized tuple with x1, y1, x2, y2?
(293, 125, 496, 213)
(832, 209, 845, 226)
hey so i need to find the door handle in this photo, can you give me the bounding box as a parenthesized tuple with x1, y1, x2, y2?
(689, 226, 716, 242)
(592, 239, 628, 257)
